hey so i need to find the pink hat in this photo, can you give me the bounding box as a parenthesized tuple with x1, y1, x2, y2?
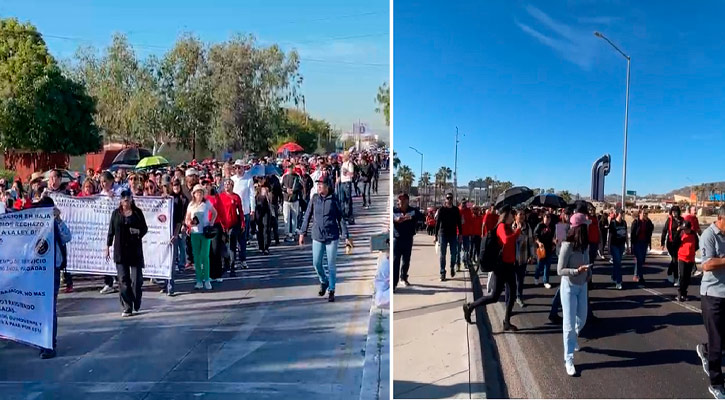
(570, 213, 590, 228)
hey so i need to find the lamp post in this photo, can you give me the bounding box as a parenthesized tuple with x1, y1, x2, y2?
(454, 127, 460, 203)
(410, 146, 423, 207)
(594, 31, 630, 211)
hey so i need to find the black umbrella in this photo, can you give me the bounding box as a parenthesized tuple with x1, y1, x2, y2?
(111, 148, 152, 166)
(526, 193, 568, 209)
(495, 186, 534, 209)
(567, 200, 594, 214)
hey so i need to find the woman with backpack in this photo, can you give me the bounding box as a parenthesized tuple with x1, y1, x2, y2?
(558, 213, 593, 376)
(462, 205, 521, 331)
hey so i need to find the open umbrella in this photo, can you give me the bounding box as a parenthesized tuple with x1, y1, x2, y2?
(111, 148, 152, 166)
(526, 193, 568, 209)
(495, 186, 534, 209)
(264, 164, 282, 176)
(277, 142, 304, 154)
(136, 155, 169, 170)
(567, 200, 594, 214)
(245, 165, 266, 178)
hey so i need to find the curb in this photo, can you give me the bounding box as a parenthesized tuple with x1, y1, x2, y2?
(468, 266, 508, 399)
(360, 304, 389, 400)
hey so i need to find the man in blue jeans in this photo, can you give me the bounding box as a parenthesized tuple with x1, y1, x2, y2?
(631, 209, 654, 284)
(434, 193, 462, 281)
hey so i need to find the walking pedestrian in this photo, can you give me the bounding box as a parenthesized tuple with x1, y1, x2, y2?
(36, 197, 72, 359)
(661, 205, 684, 286)
(340, 153, 355, 224)
(282, 166, 303, 241)
(631, 209, 654, 284)
(299, 177, 352, 302)
(254, 184, 273, 255)
(106, 190, 148, 317)
(219, 178, 244, 277)
(555, 209, 570, 256)
(393, 193, 423, 289)
(695, 207, 725, 399)
(506, 209, 535, 307)
(360, 156, 374, 209)
(434, 193, 462, 281)
(674, 220, 698, 302)
(609, 209, 628, 290)
(231, 160, 255, 269)
(534, 214, 555, 289)
(459, 199, 475, 271)
(462, 205, 521, 331)
(558, 212, 592, 377)
(185, 184, 218, 290)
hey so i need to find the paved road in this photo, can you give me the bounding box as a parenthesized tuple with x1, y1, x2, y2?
(479, 242, 712, 399)
(0, 172, 390, 400)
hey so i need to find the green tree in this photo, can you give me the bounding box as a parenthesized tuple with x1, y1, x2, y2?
(0, 18, 100, 154)
(375, 82, 389, 127)
(274, 108, 333, 155)
(393, 151, 400, 169)
(437, 166, 452, 197)
(207, 35, 302, 154)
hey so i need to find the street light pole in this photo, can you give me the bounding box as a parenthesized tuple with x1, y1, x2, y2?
(595, 31, 630, 212)
(454, 127, 459, 203)
(410, 146, 423, 206)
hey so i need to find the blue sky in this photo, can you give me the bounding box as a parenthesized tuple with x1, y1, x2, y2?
(394, 1, 725, 196)
(2, 0, 389, 137)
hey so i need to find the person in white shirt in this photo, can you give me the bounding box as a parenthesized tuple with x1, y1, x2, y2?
(185, 184, 218, 290)
(231, 160, 256, 268)
(340, 152, 355, 224)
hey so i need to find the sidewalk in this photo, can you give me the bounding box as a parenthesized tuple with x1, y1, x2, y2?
(393, 234, 486, 399)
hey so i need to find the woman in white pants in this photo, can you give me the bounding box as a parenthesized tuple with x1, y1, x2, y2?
(557, 212, 592, 376)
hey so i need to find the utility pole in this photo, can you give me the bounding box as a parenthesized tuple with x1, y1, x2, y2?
(454, 127, 459, 203)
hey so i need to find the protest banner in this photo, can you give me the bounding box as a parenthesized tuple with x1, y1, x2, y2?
(49, 194, 173, 279)
(0, 208, 55, 349)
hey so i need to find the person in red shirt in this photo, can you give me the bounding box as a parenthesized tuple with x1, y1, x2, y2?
(675, 220, 699, 302)
(458, 199, 475, 270)
(463, 205, 521, 331)
(684, 206, 702, 235)
(482, 205, 499, 236)
(76, 179, 97, 198)
(204, 183, 226, 282)
(219, 178, 245, 276)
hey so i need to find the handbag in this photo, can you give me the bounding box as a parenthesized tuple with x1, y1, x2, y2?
(203, 225, 219, 239)
(536, 246, 546, 260)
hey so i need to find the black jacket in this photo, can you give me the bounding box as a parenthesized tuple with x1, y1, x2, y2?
(172, 192, 189, 227)
(630, 218, 654, 245)
(393, 206, 423, 239)
(661, 216, 683, 247)
(609, 219, 628, 247)
(107, 205, 148, 266)
(300, 193, 349, 242)
(435, 206, 462, 238)
(534, 222, 555, 252)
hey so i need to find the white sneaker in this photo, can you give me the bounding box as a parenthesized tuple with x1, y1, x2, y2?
(204, 280, 212, 290)
(100, 285, 114, 294)
(574, 342, 580, 352)
(194, 282, 203, 290)
(565, 361, 576, 376)
(694, 270, 703, 277)
(242, 261, 249, 269)
(544, 283, 552, 289)
(674, 281, 680, 287)
(667, 275, 674, 283)
(616, 283, 623, 290)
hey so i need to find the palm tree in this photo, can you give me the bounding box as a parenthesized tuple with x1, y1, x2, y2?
(393, 151, 401, 170)
(547, 187, 556, 194)
(468, 180, 476, 201)
(558, 190, 573, 204)
(483, 176, 494, 203)
(437, 166, 452, 196)
(434, 171, 443, 204)
(397, 165, 415, 194)
(500, 181, 514, 193)
(420, 172, 431, 208)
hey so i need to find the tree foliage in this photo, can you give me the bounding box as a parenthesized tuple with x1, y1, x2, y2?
(375, 82, 389, 127)
(274, 108, 334, 155)
(0, 18, 100, 155)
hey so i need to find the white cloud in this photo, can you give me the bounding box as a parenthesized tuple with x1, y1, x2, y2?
(516, 5, 601, 69)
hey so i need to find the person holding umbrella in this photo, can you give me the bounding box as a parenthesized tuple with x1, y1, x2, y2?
(106, 190, 148, 317)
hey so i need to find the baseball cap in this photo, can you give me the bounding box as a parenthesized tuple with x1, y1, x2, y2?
(185, 168, 198, 177)
(445, 192, 453, 199)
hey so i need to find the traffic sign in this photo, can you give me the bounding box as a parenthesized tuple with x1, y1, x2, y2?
(627, 190, 636, 196)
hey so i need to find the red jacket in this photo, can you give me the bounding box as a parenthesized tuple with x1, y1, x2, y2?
(678, 231, 697, 263)
(218, 192, 244, 231)
(497, 223, 521, 264)
(13, 197, 31, 211)
(460, 207, 477, 236)
(483, 212, 499, 236)
(206, 194, 223, 225)
(588, 215, 600, 244)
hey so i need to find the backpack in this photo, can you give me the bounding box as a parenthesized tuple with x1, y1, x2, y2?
(478, 222, 502, 272)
